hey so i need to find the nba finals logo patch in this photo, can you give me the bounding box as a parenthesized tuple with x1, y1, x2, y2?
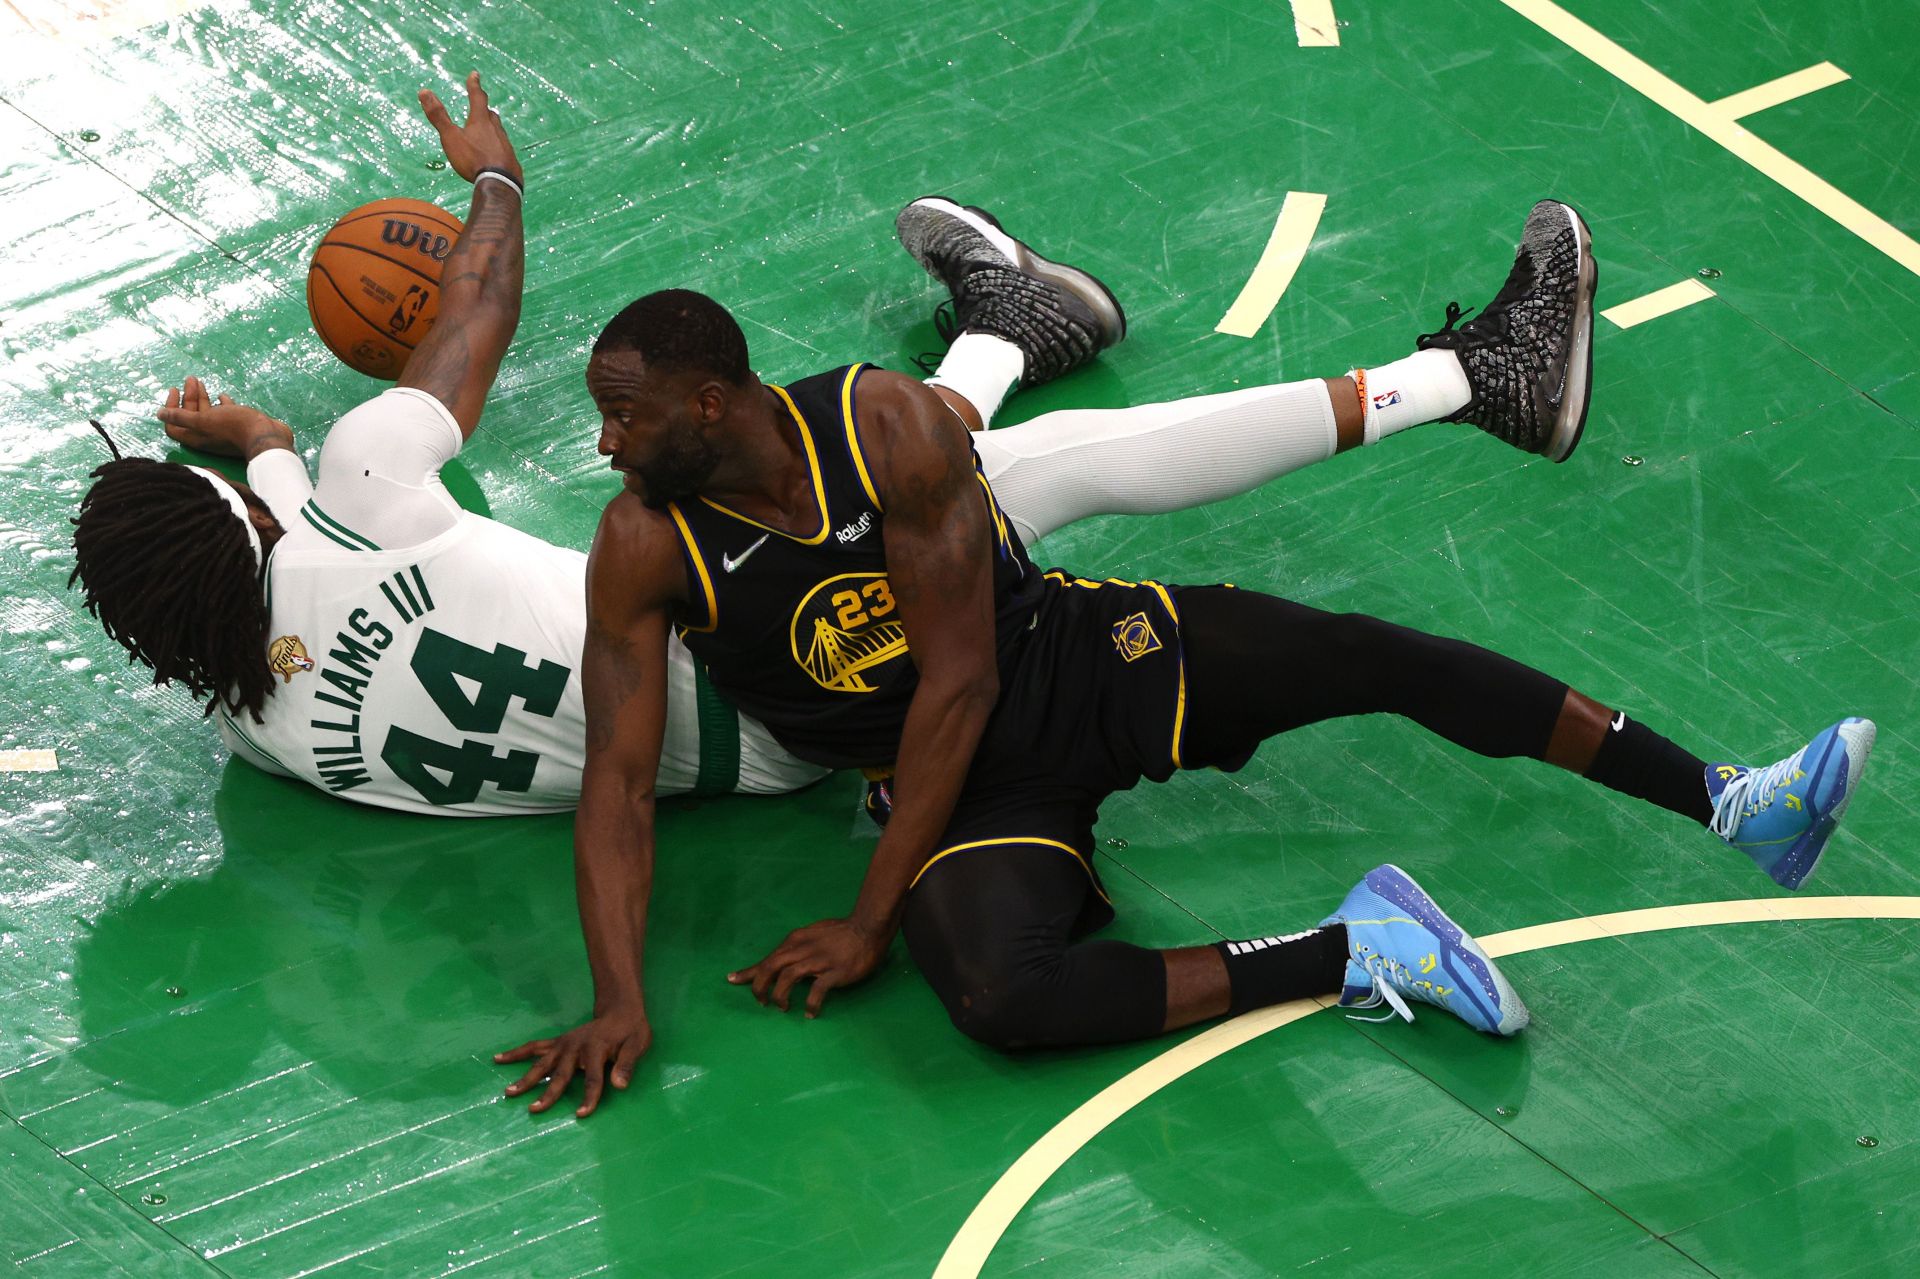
(1111, 612, 1163, 663)
(267, 635, 315, 683)
(791, 573, 909, 693)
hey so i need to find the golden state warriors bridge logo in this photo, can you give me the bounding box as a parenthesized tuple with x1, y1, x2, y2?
(1112, 612, 1162, 663)
(791, 572, 909, 693)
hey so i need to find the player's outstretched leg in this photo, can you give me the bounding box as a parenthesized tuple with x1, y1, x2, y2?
(1707, 718, 1877, 890)
(1320, 863, 1530, 1036)
(1406, 199, 1597, 462)
(897, 195, 1127, 395)
(947, 199, 1596, 549)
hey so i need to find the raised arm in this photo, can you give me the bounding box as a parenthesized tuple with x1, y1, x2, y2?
(731, 371, 1000, 1015)
(399, 71, 524, 438)
(494, 494, 685, 1118)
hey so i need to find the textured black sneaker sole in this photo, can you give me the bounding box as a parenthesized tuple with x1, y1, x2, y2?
(897, 195, 1128, 346)
(1539, 201, 1597, 463)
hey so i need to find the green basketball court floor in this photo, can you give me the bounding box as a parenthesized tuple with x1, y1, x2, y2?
(4, 0, 1918, 1274)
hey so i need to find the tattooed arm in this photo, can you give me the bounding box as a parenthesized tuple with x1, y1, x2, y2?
(730, 370, 1001, 1017)
(494, 493, 688, 1117)
(399, 71, 525, 439)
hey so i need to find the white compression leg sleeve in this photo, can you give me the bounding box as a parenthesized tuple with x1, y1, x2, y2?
(976, 379, 1339, 544)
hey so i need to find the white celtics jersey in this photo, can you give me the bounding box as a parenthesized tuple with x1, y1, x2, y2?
(216, 389, 827, 816)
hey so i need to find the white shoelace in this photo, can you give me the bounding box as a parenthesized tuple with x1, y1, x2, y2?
(1708, 746, 1807, 840)
(1343, 959, 1417, 1025)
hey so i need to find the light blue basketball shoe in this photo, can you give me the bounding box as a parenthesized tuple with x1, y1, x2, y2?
(1320, 864, 1530, 1037)
(1707, 717, 1876, 890)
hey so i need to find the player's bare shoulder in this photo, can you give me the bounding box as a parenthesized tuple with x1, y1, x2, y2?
(586, 490, 691, 616)
(850, 368, 974, 500)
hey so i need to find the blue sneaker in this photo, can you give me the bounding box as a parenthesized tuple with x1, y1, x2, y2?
(862, 773, 894, 828)
(1707, 717, 1876, 890)
(1320, 864, 1529, 1037)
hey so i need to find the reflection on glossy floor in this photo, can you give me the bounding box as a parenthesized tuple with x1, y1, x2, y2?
(4, 1, 1918, 1274)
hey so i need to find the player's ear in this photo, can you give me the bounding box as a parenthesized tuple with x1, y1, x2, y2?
(237, 487, 281, 536)
(692, 380, 728, 425)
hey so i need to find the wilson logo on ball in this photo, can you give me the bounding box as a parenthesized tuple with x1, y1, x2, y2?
(379, 219, 454, 261)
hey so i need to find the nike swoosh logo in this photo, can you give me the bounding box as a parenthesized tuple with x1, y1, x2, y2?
(1611, 712, 1627, 732)
(722, 533, 770, 573)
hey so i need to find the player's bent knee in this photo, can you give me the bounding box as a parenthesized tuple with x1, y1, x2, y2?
(910, 941, 1069, 1052)
(940, 971, 1061, 1053)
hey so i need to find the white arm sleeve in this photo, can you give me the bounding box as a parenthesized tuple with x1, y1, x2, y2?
(245, 448, 314, 528)
(311, 387, 466, 549)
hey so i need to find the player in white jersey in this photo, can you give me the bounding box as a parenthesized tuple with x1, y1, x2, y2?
(75, 73, 1582, 823)
(200, 384, 825, 815)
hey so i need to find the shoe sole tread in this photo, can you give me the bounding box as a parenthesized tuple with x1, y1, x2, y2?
(899, 196, 1127, 344)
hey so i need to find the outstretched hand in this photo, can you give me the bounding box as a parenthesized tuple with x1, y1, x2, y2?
(495, 1006, 651, 1118)
(728, 917, 890, 1018)
(418, 71, 522, 185)
(155, 375, 293, 459)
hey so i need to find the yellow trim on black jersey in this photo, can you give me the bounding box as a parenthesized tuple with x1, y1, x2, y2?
(840, 364, 884, 511)
(666, 502, 719, 633)
(974, 468, 1014, 558)
(1043, 570, 1142, 590)
(1145, 581, 1187, 770)
(699, 384, 832, 545)
(909, 836, 1112, 903)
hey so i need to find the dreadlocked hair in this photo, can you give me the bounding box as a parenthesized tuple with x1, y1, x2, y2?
(70, 456, 276, 723)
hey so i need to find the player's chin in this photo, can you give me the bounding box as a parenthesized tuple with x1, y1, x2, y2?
(619, 471, 662, 505)
(628, 472, 697, 512)
(629, 480, 669, 511)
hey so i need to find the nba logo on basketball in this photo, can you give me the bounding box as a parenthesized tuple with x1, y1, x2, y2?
(389, 285, 430, 336)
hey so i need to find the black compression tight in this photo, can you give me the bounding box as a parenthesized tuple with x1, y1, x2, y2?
(1178, 587, 1568, 768)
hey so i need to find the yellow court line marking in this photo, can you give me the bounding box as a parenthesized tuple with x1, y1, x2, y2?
(1710, 62, 1851, 122)
(0, 749, 58, 772)
(1215, 192, 1328, 338)
(933, 895, 1920, 1278)
(1601, 278, 1716, 329)
(1499, 0, 1920, 280)
(1290, 0, 1340, 47)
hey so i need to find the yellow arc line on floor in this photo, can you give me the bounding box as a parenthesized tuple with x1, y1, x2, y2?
(1602, 278, 1716, 329)
(0, 749, 58, 772)
(1215, 192, 1328, 338)
(1290, 0, 1340, 47)
(932, 895, 1920, 1278)
(1711, 62, 1851, 122)
(1498, 0, 1920, 279)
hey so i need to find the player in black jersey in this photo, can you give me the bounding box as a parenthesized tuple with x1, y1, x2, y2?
(498, 201, 1875, 1115)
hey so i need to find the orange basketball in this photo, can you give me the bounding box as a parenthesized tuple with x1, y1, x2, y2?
(306, 198, 465, 379)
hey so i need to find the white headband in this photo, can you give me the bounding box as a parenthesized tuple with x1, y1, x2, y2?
(187, 466, 264, 568)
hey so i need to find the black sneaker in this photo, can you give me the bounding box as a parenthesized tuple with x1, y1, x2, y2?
(1416, 200, 1597, 463)
(896, 196, 1126, 388)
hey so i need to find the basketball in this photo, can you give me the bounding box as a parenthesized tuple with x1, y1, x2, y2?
(306, 198, 464, 379)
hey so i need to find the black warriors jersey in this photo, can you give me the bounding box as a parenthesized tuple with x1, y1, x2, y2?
(666, 365, 1043, 769)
